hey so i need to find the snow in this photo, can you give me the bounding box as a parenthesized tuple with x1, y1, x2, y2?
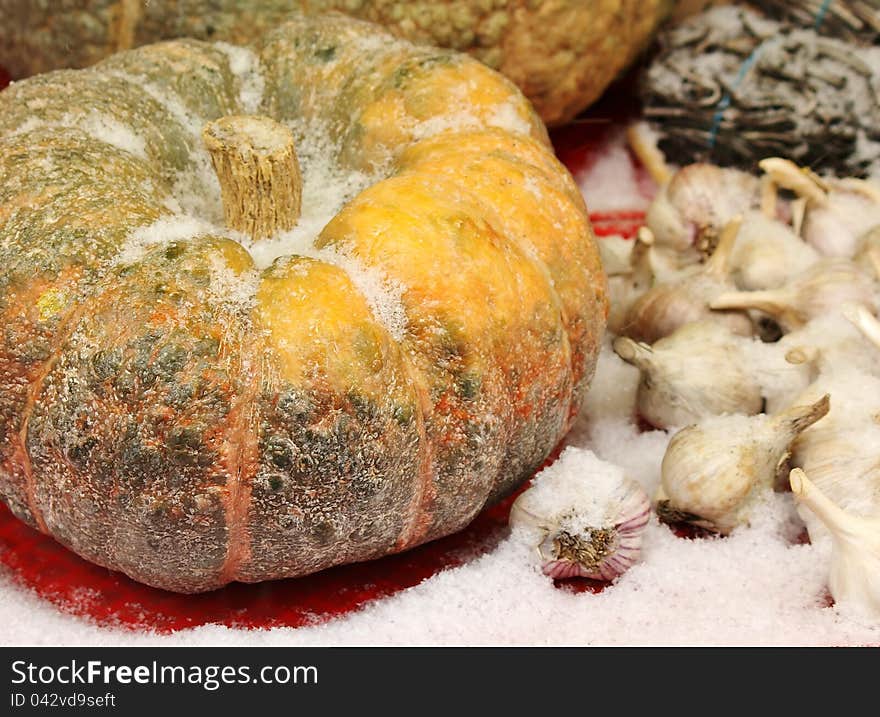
(215, 43, 265, 115)
(575, 128, 654, 213)
(512, 447, 638, 530)
(5, 87, 880, 647)
(412, 99, 532, 142)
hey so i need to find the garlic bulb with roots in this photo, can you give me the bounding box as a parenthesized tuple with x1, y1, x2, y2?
(659, 395, 830, 534)
(509, 447, 650, 581)
(645, 163, 760, 257)
(620, 216, 753, 344)
(790, 468, 880, 621)
(613, 322, 763, 429)
(710, 259, 879, 333)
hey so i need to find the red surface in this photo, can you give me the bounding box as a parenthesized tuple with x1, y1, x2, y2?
(0, 66, 633, 631)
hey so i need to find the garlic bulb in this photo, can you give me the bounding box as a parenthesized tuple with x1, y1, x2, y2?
(728, 210, 820, 290)
(620, 216, 753, 343)
(802, 184, 880, 258)
(659, 395, 830, 534)
(788, 370, 880, 544)
(510, 447, 650, 581)
(759, 158, 880, 258)
(710, 259, 879, 333)
(605, 228, 678, 335)
(613, 322, 763, 429)
(645, 163, 760, 256)
(776, 309, 880, 381)
(790, 468, 880, 621)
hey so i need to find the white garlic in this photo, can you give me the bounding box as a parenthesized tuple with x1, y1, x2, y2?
(605, 228, 679, 335)
(776, 309, 880, 381)
(759, 159, 880, 258)
(788, 370, 880, 544)
(790, 468, 880, 621)
(613, 322, 763, 429)
(620, 216, 753, 343)
(659, 395, 830, 534)
(728, 210, 820, 290)
(802, 185, 880, 258)
(645, 163, 760, 256)
(510, 447, 650, 581)
(710, 259, 879, 333)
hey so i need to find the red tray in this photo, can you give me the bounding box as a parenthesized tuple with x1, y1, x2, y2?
(0, 67, 645, 633)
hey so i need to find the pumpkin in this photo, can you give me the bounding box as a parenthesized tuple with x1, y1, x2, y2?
(0, 12, 606, 593)
(0, 0, 674, 126)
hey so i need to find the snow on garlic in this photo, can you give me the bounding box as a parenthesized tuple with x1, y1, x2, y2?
(510, 447, 650, 581)
(613, 322, 762, 429)
(659, 395, 830, 534)
(790, 468, 880, 622)
(728, 210, 820, 290)
(788, 368, 880, 545)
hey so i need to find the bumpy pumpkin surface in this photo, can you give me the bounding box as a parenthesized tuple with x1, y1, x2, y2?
(0, 13, 606, 592)
(0, 0, 673, 126)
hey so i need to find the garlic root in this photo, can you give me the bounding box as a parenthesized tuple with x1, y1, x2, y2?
(843, 303, 880, 351)
(759, 157, 828, 206)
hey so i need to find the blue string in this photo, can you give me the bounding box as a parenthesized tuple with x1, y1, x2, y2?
(707, 45, 763, 149)
(814, 0, 833, 31)
(707, 1, 833, 150)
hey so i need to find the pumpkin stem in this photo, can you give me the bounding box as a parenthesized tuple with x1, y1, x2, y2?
(202, 115, 302, 241)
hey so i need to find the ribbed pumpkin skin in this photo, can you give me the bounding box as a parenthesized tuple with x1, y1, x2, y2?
(0, 13, 606, 592)
(0, 0, 673, 125)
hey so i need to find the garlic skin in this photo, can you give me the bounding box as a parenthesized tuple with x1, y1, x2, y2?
(659, 395, 830, 534)
(854, 226, 880, 279)
(728, 210, 820, 290)
(621, 216, 753, 343)
(790, 468, 880, 621)
(613, 322, 763, 429)
(510, 447, 650, 581)
(710, 259, 879, 333)
(645, 163, 760, 256)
